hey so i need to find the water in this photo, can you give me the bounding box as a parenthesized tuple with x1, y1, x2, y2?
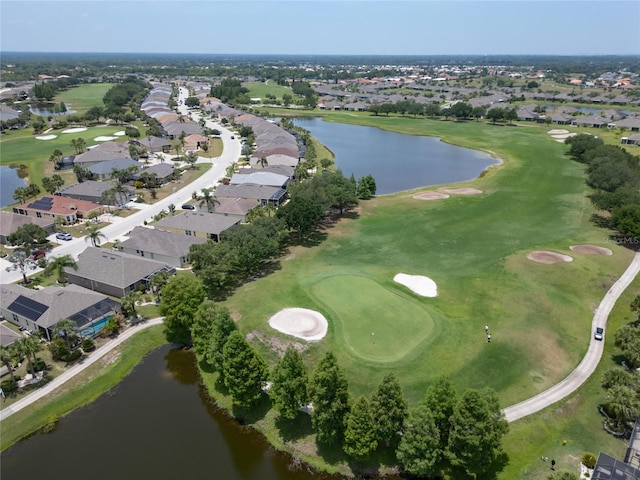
(293, 117, 499, 194)
(80, 315, 112, 338)
(29, 102, 75, 117)
(0, 346, 357, 480)
(0, 166, 27, 207)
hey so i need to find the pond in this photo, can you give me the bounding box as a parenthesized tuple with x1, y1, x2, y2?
(1, 346, 384, 480)
(29, 102, 75, 117)
(0, 166, 27, 208)
(293, 117, 499, 195)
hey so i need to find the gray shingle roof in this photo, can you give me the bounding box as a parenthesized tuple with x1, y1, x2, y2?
(119, 226, 208, 258)
(155, 212, 240, 236)
(0, 211, 54, 239)
(56, 180, 135, 198)
(214, 183, 286, 201)
(88, 158, 141, 176)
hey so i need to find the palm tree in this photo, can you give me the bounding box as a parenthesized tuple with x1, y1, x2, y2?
(0, 345, 17, 386)
(100, 189, 116, 212)
(85, 226, 107, 247)
(22, 335, 41, 368)
(14, 337, 39, 377)
(111, 183, 129, 206)
(121, 291, 140, 318)
(69, 138, 79, 154)
(53, 319, 78, 353)
(185, 151, 198, 169)
(258, 156, 268, 168)
(76, 138, 86, 153)
(44, 254, 77, 285)
(198, 188, 219, 212)
(606, 384, 640, 428)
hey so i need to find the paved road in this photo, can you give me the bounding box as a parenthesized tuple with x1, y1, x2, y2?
(0, 318, 163, 421)
(504, 250, 640, 422)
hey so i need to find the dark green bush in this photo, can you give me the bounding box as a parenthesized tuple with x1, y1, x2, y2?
(63, 349, 82, 363)
(34, 359, 47, 371)
(81, 338, 95, 352)
(582, 453, 597, 469)
(1, 379, 18, 393)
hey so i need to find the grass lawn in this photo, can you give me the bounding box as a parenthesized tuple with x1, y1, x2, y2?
(215, 113, 636, 477)
(53, 83, 115, 116)
(245, 81, 292, 101)
(0, 325, 166, 451)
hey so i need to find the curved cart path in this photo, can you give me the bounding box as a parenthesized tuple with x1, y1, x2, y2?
(504, 251, 640, 422)
(0, 318, 163, 421)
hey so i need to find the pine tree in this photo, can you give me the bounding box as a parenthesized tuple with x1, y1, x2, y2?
(192, 302, 229, 357)
(207, 309, 238, 381)
(343, 396, 378, 460)
(222, 331, 268, 409)
(270, 346, 308, 419)
(422, 375, 457, 450)
(397, 405, 442, 477)
(370, 373, 408, 449)
(309, 352, 350, 446)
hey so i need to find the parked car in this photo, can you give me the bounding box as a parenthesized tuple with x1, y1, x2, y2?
(56, 232, 73, 241)
(594, 327, 604, 341)
(31, 250, 46, 260)
(181, 204, 195, 210)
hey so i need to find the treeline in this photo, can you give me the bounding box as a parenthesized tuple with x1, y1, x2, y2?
(190, 169, 373, 299)
(210, 78, 249, 104)
(32, 76, 81, 101)
(102, 77, 150, 109)
(566, 134, 640, 239)
(158, 279, 507, 477)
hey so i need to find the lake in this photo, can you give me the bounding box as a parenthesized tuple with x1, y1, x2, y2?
(293, 117, 499, 194)
(0, 346, 377, 480)
(0, 166, 27, 207)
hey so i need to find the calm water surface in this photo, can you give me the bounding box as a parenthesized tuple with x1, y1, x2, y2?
(1, 346, 376, 480)
(294, 117, 499, 194)
(0, 166, 27, 207)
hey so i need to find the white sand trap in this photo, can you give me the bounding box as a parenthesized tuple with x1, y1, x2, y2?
(269, 308, 328, 341)
(570, 245, 613, 256)
(551, 133, 577, 140)
(35, 135, 57, 140)
(527, 250, 573, 264)
(413, 191, 450, 200)
(113, 131, 126, 136)
(440, 187, 483, 195)
(547, 129, 569, 135)
(555, 139, 566, 143)
(394, 273, 438, 297)
(94, 136, 117, 141)
(61, 127, 88, 134)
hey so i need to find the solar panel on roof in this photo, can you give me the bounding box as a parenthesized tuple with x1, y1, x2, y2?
(8, 295, 49, 321)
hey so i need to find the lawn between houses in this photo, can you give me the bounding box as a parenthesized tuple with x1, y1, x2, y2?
(212, 114, 636, 477)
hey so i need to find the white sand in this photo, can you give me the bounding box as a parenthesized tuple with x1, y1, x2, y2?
(268, 308, 328, 341)
(61, 127, 88, 134)
(547, 129, 569, 135)
(35, 135, 57, 140)
(394, 273, 438, 297)
(551, 133, 577, 139)
(94, 136, 117, 141)
(113, 131, 126, 136)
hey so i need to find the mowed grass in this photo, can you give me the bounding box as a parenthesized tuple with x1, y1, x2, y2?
(54, 83, 114, 116)
(245, 81, 292, 100)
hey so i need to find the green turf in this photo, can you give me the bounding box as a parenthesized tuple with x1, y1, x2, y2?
(245, 81, 292, 101)
(54, 83, 114, 116)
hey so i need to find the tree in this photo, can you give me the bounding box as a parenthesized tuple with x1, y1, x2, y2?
(198, 187, 218, 212)
(446, 388, 509, 478)
(370, 373, 408, 449)
(185, 151, 198, 169)
(158, 275, 205, 345)
(606, 384, 640, 428)
(7, 223, 48, 249)
(357, 174, 377, 199)
(309, 352, 350, 446)
(276, 196, 324, 237)
(270, 346, 309, 420)
(422, 375, 457, 450)
(53, 318, 78, 353)
(44, 254, 77, 285)
(397, 405, 442, 478)
(85, 225, 107, 247)
(258, 156, 268, 168)
(612, 205, 640, 240)
(206, 306, 237, 378)
(222, 331, 268, 409)
(13, 186, 28, 204)
(615, 322, 640, 369)
(486, 107, 505, 124)
(343, 396, 378, 460)
(15, 336, 40, 377)
(0, 345, 17, 386)
(121, 291, 140, 318)
(191, 301, 226, 357)
(148, 270, 170, 302)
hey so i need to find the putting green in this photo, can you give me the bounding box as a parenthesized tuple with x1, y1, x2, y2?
(311, 274, 434, 363)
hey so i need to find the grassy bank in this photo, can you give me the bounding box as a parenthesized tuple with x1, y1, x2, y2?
(0, 325, 166, 451)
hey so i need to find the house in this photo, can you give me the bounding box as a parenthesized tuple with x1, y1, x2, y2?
(621, 134, 640, 146)
(543, 112, 575, 125)
(57, 155, 75, 170)
(250, 154, 300, 168)
(13, 195, 102, 225)
(0, 211, 55, 245)
(0, 323, 21, 347)
(132, 136, 172, 153)
(65, 247, 175, 298)
(214, 183, 288, 207)
(237, 165, 295, 179)
(183, 134, 209, 152)
(88, 158, 141, 181)
(0, 283, 120, 340)
(73, 141, 131, 167)
(516, 105, 539, 122)
(55, 180, 136, 207)
(592, 452, 640, 480)
(572, 115, 608, 128)
(118, 226, 208, 267)
(131, 163, 176, 186)
(612, 117, 640, 132)
(154, 211, 241, 242)
(230, 171, 290, 188)
(162, 121, 202, 139)
(211, 197, 260, 220)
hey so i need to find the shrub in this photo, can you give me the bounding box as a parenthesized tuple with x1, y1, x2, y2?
(81, 338, 95, 352)
(49, 338, 69, 361)
(1, 379, 18, 393)
(34, 359, 47, 372)
(582, 453, 597, 469)
(63, 349, 82, 363)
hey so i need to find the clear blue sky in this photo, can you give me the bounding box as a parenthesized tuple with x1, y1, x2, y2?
(1, 1, 639, 56)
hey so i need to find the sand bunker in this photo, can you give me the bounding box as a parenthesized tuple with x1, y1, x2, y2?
(551, 133, 577, 140)
(547, 129, 569, 135)
(35, 135, 57, 140)
(269, 308, 328, 341)
(440, 187, 483, 195)
(527, 251, 573, 264)
(570, 245, 613, 256)
(394, 273, 438, 297)
(61, 127, 88, 134)
(113, 131, 126, 136)
(94, 136, 117, 141)
(413, 192, 450, 200)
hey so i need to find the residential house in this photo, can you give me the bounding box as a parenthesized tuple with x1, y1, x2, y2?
(0, 211, 55, 245)
(65, 247, 175, 298)
(162, 121, 202, 139)
(214, 183, 288, 207)
(572, 115, 609, 128)
(0, 283, 119, 340)
(155, 211, 241, 242)
(612, 117, 640, 132)
(55, 180, 136, 207)
(88, 158, 141, 181)
(0, 323, 21, 347)
(118, 226, 207, 267)
(250, 154, 300, 168)
(183, 134, 209, 152)
(73, 141, 131, 167)
(230, 171, 290, 188)
(131, 163, 176, 186)
(13, 195, 102, 225)
(237, 165, 295, 179)
(132, 136, 172, 153)
(211, 197, 260, 220)
(621, 134, 640, 146)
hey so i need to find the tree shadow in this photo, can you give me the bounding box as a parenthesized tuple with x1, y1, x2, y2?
(231, 394, 271, 424)
(316, 440, 349, 465)
(591, 213, 611, 229)
(476, 451, 510, 480)
(275, 412, 314, 442)
(346, 457, 381, 478)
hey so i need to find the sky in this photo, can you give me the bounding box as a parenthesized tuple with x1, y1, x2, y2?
(1, 0, 639, 56)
